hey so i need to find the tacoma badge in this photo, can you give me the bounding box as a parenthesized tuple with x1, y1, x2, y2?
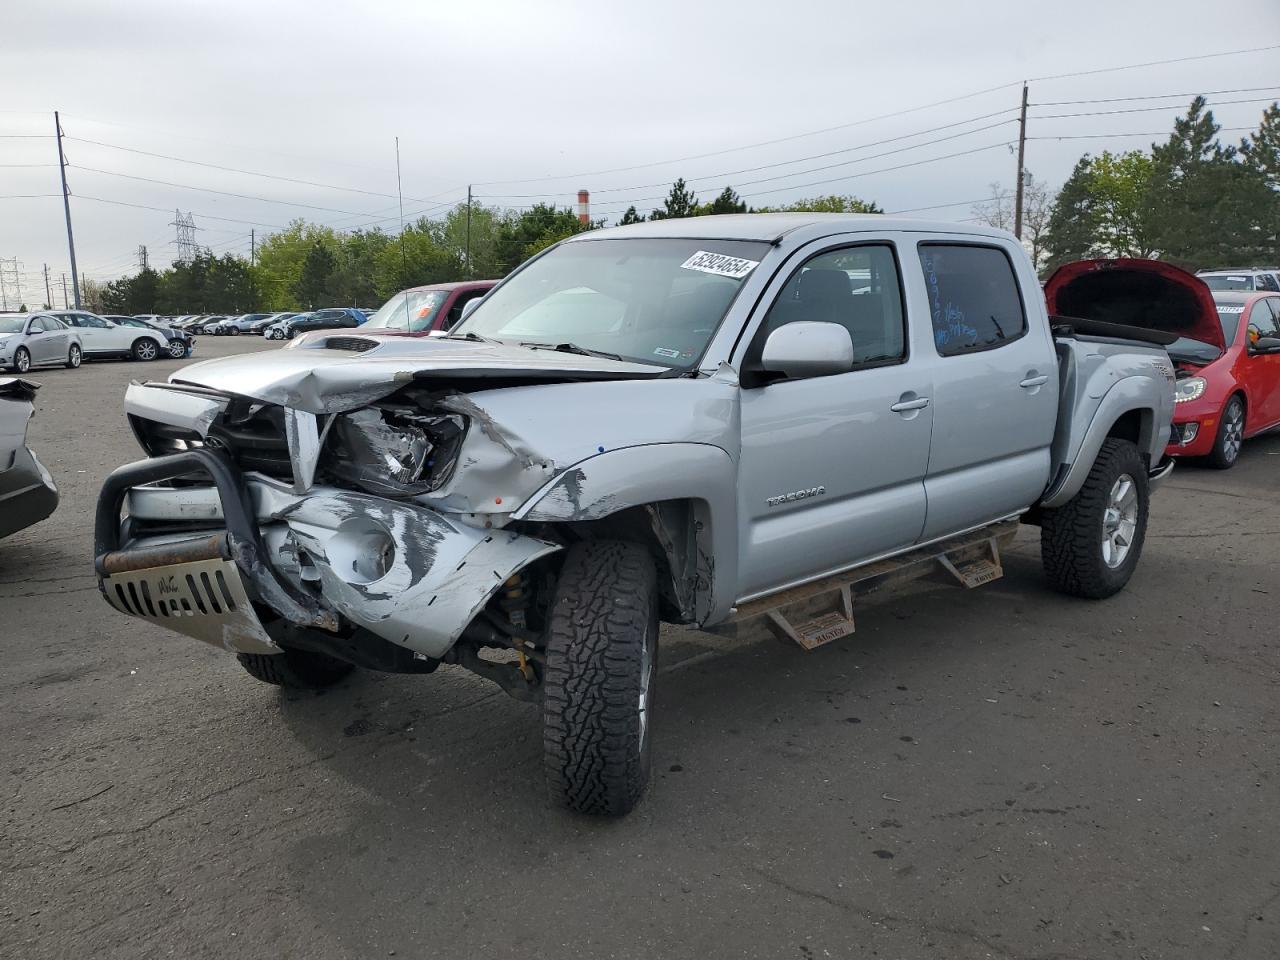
(766, 485, 826, 508)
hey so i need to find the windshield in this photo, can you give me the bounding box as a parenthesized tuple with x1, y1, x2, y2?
(1201, 274, 1254, 291)
(0, 317, 27, 334)
(363, 290, 449, 332)
(1167, 304, 1242, 363)
(454, 238, 768, 367)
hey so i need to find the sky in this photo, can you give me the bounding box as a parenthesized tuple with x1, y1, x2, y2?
(2, 0, 1278, 308)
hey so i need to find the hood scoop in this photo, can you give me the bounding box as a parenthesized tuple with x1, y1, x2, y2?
(321, 336, 380, 353)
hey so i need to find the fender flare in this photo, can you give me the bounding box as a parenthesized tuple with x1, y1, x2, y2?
(1041, 377, 1161, 508)
(514, 442, 739, 625)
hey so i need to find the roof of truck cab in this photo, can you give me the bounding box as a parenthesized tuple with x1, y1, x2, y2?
(567, 213, 1014, 244)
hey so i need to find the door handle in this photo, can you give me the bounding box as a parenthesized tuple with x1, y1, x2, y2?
(890, 397, 931, 413)
(1020, 375, 1049, 388)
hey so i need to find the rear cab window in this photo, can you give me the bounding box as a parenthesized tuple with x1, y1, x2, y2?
(918, 244, 1027, 355)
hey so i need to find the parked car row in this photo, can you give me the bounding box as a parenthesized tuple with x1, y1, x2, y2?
(1, 310, 191, 372)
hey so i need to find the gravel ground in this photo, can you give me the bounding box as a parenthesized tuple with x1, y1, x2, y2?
(2, 334, 1278, 959)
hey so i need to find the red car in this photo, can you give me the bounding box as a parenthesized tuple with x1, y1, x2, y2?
(1164, 290, 1280, 467)
(360, 281, 498, 337)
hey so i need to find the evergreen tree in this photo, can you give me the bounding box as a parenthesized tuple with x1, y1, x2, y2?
(618, 206, 644, 225)
(294, 241, 337, 308)
(702, 187, 747, 215)
(649, 178, 698, 220)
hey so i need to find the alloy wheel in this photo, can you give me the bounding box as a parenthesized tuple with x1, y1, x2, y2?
(1101, 474, 1139, 569)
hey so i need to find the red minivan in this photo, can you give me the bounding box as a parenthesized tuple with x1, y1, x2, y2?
(360, 281, 498, 337)
(1162, 291, 1280, 468)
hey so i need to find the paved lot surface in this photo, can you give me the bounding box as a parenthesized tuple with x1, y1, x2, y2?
(3, 335, 1278, 959)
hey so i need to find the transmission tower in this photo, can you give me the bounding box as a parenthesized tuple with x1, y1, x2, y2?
(0, 258, 21, 311)
(170, 210, 199, 264)
(137, 245, 149, 272)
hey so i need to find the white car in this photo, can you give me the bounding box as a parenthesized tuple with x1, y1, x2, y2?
(49, 310, 168, 362)
(1197, 268, 1280, 293)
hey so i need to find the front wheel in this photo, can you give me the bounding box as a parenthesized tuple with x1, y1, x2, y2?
(1041, 438, 1149, 599)
(229, 327, 240, 336)
(66, 344, 81, 369)
(167, 338, 186, 359)
(132, 338, 159, 361)
(543, 540, 658, 817)
(1206, 395, 1245, 470)
(12, 347, 31, 373)
(236, 648, 354, 689)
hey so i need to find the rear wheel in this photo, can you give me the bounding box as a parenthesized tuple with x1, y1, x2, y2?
(1206, 395, 1245, 470)
(13, 347, 31, 373)
(237, 648, 354, 689)
(229, 327, 240, 336)
(543, 540, 658, 817)
(1041, 438, 1149, 599)
(132, 338, 159, 361)
(65, 344, 81, 369)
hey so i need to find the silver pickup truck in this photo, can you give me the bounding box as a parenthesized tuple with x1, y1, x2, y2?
(94, 215, 1190, 815)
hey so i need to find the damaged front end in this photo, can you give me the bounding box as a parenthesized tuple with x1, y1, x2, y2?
(98, 380, 565, 692)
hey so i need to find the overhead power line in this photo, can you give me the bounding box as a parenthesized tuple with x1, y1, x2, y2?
(62, 135, 463, 206)
(67, 164, 386, 217)
(1034, 85, 1280, 106)
(70, 194, 289, 229)
(1032, 96, 1280, 121)
(1029, 43, 1280, 83)
(1028, 125, 1257, 141)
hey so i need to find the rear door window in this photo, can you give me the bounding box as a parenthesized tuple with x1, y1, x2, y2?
(918, 244, 1027, 356)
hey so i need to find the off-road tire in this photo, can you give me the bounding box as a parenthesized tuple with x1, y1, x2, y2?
(236, 648, 354, 689)
(132, 338, 159, 361)
(66, 344, 81, 369)
(1041, 437, 1149, 599)
(543, 540, 658, 817)
(1206, 394, 1245, 470)
(13, 347, 31, 373)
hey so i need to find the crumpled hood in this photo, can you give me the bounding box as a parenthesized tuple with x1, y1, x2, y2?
(170, 334, 664, 413)
(1044, 258, 1225, 352)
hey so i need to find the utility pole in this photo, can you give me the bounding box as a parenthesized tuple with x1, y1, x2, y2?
(60, 273, 69, 309)
(395, 137, 407, 277)
(55, 111, 82, 308)
(466, 185, 473, 278)
(249, 229, 256, 308)
(43, 263, 52, 309)
(1013, 83, 1028, 240)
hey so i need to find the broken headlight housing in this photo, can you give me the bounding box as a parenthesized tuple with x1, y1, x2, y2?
(325, 405, 466, 497)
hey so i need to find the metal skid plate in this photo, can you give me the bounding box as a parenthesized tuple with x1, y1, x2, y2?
(102, 556, 280, 655)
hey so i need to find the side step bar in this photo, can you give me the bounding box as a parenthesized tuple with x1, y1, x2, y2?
(709, 519, 1019, 651)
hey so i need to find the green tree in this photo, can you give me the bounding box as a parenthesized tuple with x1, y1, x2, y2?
(1142, 97, 1278, 267)
(440, 202, 503, 278)
(294, 242, 337, 308)
(1043, 157, 1102, 270)
(493, 204, 588, 273)
(649, 178, 699, 220)
(326, 228, 390, 305)
(371, 221, 464, 298)
(755, 194, 882, 213)
(1241, 101, 1280, 190)
(254, 220, 338, 310)
(618, 205, 644, 225)
(700, 186, 747, 215)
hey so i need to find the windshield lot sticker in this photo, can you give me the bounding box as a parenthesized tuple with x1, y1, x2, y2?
(653, 347, 681, 359)
(1217, 305, 1245, 313)
(680, 250, 759, 279)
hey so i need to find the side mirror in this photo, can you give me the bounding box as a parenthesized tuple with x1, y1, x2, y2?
(459, 297, 483, 323)
(760, 321, 854, 380)
(1253, 336, 1280, 353)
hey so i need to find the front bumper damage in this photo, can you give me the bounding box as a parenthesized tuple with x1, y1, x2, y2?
(94, 448, 561, 660)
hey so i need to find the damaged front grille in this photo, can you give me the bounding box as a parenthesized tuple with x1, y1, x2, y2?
(131, 400, 293, 482)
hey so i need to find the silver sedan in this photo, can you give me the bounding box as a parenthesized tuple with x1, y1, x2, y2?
(0, 314, 85, 372)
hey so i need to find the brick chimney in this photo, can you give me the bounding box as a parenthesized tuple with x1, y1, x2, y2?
(577, 189, 590, 225)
